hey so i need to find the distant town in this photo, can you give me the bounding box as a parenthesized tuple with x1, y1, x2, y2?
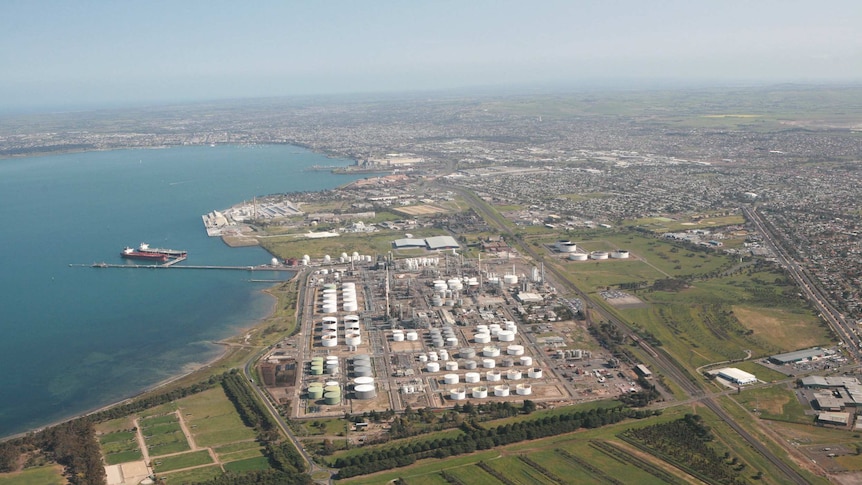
(3, 85, 862, 484)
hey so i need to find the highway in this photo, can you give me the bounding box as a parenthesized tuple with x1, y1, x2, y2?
(447, 184, 810, 484)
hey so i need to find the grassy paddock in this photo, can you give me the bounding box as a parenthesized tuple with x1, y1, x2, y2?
(732, 385, 810, 424)
(222, 456, 271, 473)
(161, 465, 223, 484)
(153, 450, 214, 473)
(179, 387, 257, 448)
(0, 465, 66, 485)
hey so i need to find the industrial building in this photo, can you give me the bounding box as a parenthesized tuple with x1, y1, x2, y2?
(768, 347, 827, 365)
(392, 235, 460, 251)
(817, 412, 851, 426)
(716, 367, 757, 385)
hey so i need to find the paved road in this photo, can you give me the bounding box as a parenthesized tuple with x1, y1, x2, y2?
(446, 183, 811, 484)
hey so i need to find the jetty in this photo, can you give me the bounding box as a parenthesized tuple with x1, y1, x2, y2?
(71, 262, 295, 272)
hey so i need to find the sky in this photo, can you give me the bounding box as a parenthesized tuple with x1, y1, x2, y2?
(1, 0, 860, 110)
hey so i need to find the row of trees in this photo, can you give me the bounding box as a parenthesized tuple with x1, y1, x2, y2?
(335, 405, 658, 478)
(221, 371, 280, 442)
(620, 414, 748, 485)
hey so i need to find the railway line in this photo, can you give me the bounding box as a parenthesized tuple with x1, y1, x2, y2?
(447, 184, 811, 485)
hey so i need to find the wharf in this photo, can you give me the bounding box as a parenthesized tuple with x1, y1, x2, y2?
(71, 262, 295, 272)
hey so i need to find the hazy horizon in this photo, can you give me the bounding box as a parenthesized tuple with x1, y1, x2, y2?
(2, 0, 860, 111)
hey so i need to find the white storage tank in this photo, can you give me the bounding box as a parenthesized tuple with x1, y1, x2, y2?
(482, 358, 496, 369)
(503, 274, 519, 285)
(464, 360, 477, 370)
(472, 386, 488, 399)
(345, 333, 362, 346)
(474, 333, 491, 344)
(486, 370, 502, 382)
(443, 374, 459, 385)
(460, 348, 476, 359)
(446, 337, 459, 348)
(426, 362, 440, 373)
(321, 334, 338, 347)
(465, 372, 481, 383)
(392, 331, 405, 342)
(516, 384, 532, 395)
(343, 301, 358, 312)
(439, 349, 449, 361)
(445, 361, 459, 371)
(590, 251, 609, 260)
(611, 249, 630, 259)
(428, 351, 439, 362)
(354, 384, 376, 400)
(506, 370, 522, 380)
(494, 385, 510, 397)
(353, 376, 374, 385)
(528, 367, 543, 378)
(418, 354, 428, 363)
(569, 253, 588, 261)
(519, 356, 533, 367)
(406, 331, 419, 341)
(497, 330, 515, 342)
(483, 346, 501, 357)
(507, 345, 524, 356)
(450, 388, 467, 400)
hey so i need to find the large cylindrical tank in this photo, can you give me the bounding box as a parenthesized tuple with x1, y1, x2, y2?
(345, 333, 362, 346)
(353, 366, 373, 377)
(516, 384, 532, 395)
(503, 274, 518, 285)
(392, 331, 405, 342)
(354, 384, 376, 400)
(494, 385, 510, 397)
(569, 252, 588, 261)
(445, 361, 459, 371)
(472, 386, 488, 399)
(308, 386, 324, 400)
(321, 334, 338, 347)
(520, 356, 533, 367)
(464, 360, 477, 370)
(590, 251, 609, 260)
(486, 370, 502, 382)
(450, 388, 466, 400)
(482, 358, 496, 369)
(474, 333, 491, 344)
(343, 301, 358, 312)
(497, 330, 515, 342)
(354, 376, 374, 385)
(443, 373, 459, 385)
(426, 362, 440, 373)
(465, 372, 481, 383)
(459, 348, 476, 359)
(324, 391, 341, 405)
(321, 303, 338, 314)
(446, 337, 459, 348)
(483, 346, 501, 357)
(406, 331, 419, 341)
(528, 368, 543, 378)
(611, 250, 630, 259)
(428, 351, 438, 362)
(507, 345, 524, 356)
(506, 370, 522, 380)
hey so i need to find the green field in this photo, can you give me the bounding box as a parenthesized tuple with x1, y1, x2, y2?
(222, 456, 271, 472)
(179, 387, 257, 448)
(733, 384, 811, 424)
(153, 449, 214, 473)
(0, 465, 65, 485)
(161, 465, 223, 484)
(141, 413, 190, 457)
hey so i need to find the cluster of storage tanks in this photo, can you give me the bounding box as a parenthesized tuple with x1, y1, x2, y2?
(319, 282, 360, 314)
(448, 384, 533, 400)
(315, 253, 373, 265)
(319, 314, 362, 348)
(309, 355, 340, 376)
(473, 321, 518, 344)
(391, 328, 420, 342)
(306, 381, 342, 405)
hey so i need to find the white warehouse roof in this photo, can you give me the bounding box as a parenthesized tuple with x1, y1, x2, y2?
(717, 367, 757, 385)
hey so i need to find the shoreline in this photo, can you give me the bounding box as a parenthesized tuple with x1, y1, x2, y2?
(1, 269, 296, 443)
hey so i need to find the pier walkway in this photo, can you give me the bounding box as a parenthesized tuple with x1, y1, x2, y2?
(70, 262, 296, 272)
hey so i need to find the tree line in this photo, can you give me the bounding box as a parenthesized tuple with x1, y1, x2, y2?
(334, 405, 658, 478)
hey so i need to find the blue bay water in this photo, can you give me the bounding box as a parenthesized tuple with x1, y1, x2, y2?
(0, 145, 362, 437)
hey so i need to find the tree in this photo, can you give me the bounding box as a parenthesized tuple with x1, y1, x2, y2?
(522, 399, 537, 414)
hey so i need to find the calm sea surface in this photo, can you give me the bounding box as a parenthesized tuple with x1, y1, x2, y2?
(0, 144, 363, 437)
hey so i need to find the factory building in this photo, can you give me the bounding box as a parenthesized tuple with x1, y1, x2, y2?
(716, 367, 757, 385)
(769, 347, 827, 365)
